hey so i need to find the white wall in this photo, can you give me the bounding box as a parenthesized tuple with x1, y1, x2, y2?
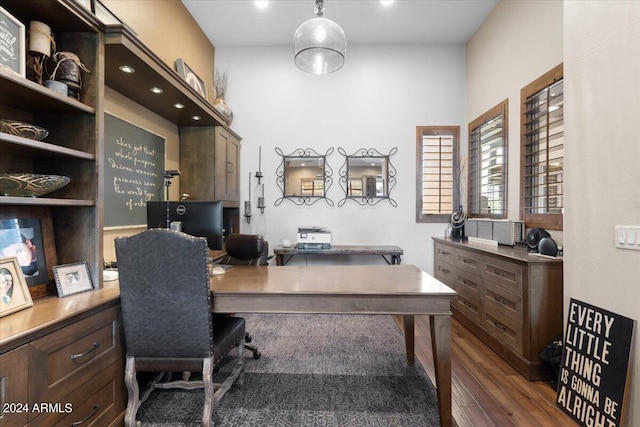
(565, 2, 640, 425)
(215, 44, 467, 272)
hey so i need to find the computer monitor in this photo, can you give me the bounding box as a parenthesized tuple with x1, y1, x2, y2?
(146, 201, 224, 250)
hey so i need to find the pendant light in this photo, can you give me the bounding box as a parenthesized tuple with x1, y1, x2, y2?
(294, 0, 346, 74)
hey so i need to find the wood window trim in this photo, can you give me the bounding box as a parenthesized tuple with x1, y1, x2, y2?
(520, 63, 564, 230)
(467, 99, 509, 219)
(415, 126, 460, 223)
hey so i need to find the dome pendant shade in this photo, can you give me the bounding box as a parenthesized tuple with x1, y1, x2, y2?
(294, 2, 346, 74)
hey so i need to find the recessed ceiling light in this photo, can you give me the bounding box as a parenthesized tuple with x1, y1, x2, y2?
(150, 87, 163, 94)
(119, 65, 135, 73)
(380, 0, 394, 7)
(174, 103, 185, 109)
(255, 1, 268, 9)
(192, 115, 201, 121)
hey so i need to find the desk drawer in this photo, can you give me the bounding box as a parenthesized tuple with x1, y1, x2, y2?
(454, 248, 482, 276)
(483, 309, 523, 354)
(455, 270, 481, 305)
(453, 294, 481, 324)
(29, 306, 122, 409)
(28, 359, 124, 427)
(482, 257, 523, 295)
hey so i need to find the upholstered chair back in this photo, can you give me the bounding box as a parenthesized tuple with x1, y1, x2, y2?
(222, 233, 269, 265)
(115, 229, 213, 359)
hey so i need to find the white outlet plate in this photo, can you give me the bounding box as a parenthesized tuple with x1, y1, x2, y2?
(615, 226, 640, 250)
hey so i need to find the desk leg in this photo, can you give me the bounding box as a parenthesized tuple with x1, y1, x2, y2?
(276, 254, 283, 266)
(430, 314, 452, 427)
(402, 315, 415, 366)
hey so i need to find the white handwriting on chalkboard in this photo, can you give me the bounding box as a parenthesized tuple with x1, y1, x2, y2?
(0, 27, 18, 60)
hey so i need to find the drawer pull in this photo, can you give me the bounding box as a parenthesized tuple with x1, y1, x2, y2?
(495, 270, 507, 277)
(493, 295, 507, 305)
(440, 250, 451, 255)
(70, 342, 100, 360)
(439, 266, 451, 274)
(463, 259, 473, 264)
(71, 405, 99, 426)
(492, 321, 506, 332)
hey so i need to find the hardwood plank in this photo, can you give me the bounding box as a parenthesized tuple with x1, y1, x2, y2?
(396, 314, 575, 427)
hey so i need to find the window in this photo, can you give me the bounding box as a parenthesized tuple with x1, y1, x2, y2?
(521, 64, 564, 230)
(468, 100, 508, 218)
(415, 126, 460, 222)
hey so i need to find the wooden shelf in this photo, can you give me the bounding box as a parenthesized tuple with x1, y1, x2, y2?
(104, 24, 227, 127)
(0, 196, 95, 206)
(0, 133, 95, 160)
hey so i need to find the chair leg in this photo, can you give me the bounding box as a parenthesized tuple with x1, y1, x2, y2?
(244, 342, 261, 359)
(202, 357, 214, 427)
(124, 356, 140, 427)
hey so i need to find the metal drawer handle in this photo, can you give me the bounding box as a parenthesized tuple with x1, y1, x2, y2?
(495, 270, 507, 277)
(463, 259, 473, 264)
(70, 342, 100, 360)
(226, 161, 234, 173)
(440, 250, 451, 255)
(439, 267, 451, 274)
(71, 405, 99, 426)
(492, 321, 506, 332)
(494, 295, 507, 305)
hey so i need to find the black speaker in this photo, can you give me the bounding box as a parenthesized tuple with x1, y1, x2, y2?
(526, 228, 550, 252)
(538, 237, 559, 257)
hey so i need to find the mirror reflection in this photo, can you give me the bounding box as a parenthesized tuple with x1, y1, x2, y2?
(347, 157, 387, 197)
(285, 157, 325, 197)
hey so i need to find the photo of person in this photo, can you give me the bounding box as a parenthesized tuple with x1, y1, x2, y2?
(0, 218, 48, 287)
(0, 267, 14, 305)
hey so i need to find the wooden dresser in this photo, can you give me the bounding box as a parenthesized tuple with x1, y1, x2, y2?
(433, 237, 563, 380)
(0, 283, 125, 426)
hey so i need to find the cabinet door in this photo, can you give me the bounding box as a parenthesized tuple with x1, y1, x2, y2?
(214, 127, 240, 202)
(0, 346, 29, 426)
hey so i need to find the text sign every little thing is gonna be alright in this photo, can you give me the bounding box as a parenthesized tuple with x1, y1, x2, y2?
(556, 299, 634, 427)
(104, 114, 165, 228)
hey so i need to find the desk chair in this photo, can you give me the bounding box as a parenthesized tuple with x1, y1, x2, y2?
(216, 233, 271, 359)
(115, 229, 245, 427)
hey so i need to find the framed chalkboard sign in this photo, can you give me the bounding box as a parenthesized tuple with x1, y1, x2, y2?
(104, 113, 166, 228)
(0, 6, 25, 77)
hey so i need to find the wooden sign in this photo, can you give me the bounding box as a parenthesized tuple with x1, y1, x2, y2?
(556, 299, 634, 427)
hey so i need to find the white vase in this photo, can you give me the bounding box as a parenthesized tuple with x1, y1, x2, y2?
(213, 97, 233, 125)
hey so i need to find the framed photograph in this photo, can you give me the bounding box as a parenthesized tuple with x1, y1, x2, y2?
(0, 216, 50, 289)
(0, 6, 26, 78)
(54, 261, 94, 297)
(0, 256, 34, 317)
(175, 58, 207, 99)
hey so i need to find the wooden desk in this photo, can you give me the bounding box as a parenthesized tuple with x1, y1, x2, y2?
(210, 264, 455, 427)
(274, 244, 403, 265)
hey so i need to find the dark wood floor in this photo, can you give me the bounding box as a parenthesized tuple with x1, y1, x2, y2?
(395, 315, 576, 427)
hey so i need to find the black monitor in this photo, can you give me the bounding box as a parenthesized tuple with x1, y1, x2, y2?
(146, 201, 224, 250)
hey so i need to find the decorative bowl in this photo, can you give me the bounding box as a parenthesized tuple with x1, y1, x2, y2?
(0, 173, 71, 197)
(0, 120, 49, 141)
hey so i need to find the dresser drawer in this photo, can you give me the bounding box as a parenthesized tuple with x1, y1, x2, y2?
(483, 309, 523, 353)
(452, 294, 481, 324)
(454, 248, 482, 275)
(482, 256, 523, 295)
(0, 346, 29, 426)
(28, 359, 125, 427)
(435, 243, 455, 265)
(483, 281, 522, 326)
(455, 270, 481, 304)
(29, 306, 122, 409)
(434, 259, 456, 287)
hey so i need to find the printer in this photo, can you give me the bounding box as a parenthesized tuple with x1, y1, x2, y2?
(297, 226, 331, 249)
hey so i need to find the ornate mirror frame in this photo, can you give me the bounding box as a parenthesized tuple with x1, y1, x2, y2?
(275, 147, 334, 206)
(337, 147, 398, 207)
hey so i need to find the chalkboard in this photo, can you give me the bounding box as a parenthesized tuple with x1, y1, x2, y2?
(556, 299, 634, 427)
(104, 113, 166, 228)
(0, 6, 25, 77)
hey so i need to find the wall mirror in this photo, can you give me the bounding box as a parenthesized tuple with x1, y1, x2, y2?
(338, 147, 398, 207)
(275, 147, 334, 206)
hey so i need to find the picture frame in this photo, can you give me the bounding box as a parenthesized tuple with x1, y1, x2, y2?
(175, 58, 207, 99)
(0, 256, 34, 317)
(0, 210, 54, 295)
(0, 6, 26, 78)
(54, 261, 94, 297)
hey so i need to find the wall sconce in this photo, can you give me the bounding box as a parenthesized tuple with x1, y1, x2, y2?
(255, 146, 263, 184)
(257, 184, 265, 214)
(244, 172, 252, 223)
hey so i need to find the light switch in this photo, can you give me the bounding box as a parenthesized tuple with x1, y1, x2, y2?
(615, 226, 640, 250)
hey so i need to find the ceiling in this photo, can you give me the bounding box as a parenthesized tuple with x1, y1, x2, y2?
(181, 0, 498, 48)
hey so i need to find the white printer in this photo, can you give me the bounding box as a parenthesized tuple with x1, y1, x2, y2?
(297, 226, 331, 249)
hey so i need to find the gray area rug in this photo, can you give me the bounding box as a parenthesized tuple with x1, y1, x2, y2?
(136, 314, 440, 426)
